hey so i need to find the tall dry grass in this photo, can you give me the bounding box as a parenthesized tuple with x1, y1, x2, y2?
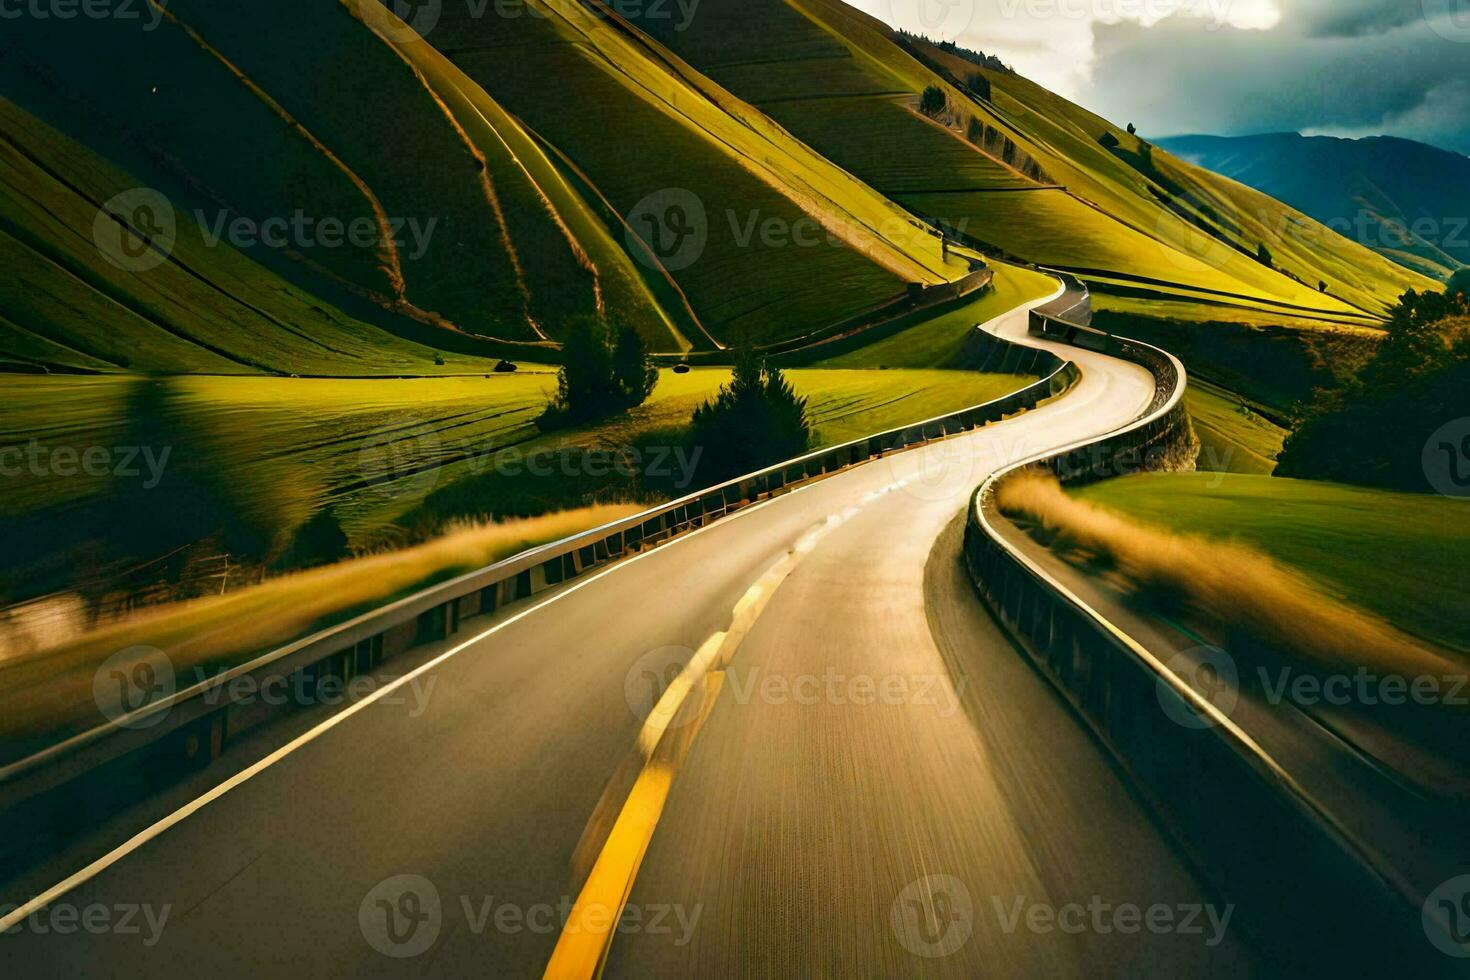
(996, 471, 1461, 686)
(0, 505, 642, 745)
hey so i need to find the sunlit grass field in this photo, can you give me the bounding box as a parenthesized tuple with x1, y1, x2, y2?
(1075, 473, 1470, 654)
(1, 364, 1034, 547)
(1186, 382, 1288, 475)
(817, 263, 1055, 368)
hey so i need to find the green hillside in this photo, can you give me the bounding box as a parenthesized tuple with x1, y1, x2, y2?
(629, 0, 1436, 323)
(0, 0, 981, 367)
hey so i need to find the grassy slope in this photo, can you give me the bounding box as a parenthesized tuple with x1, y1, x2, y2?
(635, 0, 1434, 323)
(0, 3, 589, 354)
(1076, 473, 1470, 653)
(1186, 381, 1288, 475)
(0, 98, 512, 375)
(428, 0, 973, 346)
(905, 38, 1434, 317)
(818, 262, 1055, 368)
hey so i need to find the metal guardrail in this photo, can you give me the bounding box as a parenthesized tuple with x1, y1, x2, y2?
(963, 281, 1454, 974)
(0, 303, 1080, 831)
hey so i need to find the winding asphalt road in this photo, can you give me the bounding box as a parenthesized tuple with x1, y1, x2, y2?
(1, 292, 1255, 977)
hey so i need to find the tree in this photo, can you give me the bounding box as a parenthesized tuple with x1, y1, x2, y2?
(1448, 267, 1470, 299)
(1256, 242, 1274, 267)
(688, 343, 810, 484)
(1098, 131, 1120, 149)
(541, 314, 658, 427)
(1277, 286, 1470, 491)
(1127, 122, 1137, 135)
(612, 320, 658, 408)
(965, 72, 990, 101)
(277, 507, 350, 570)
(1319, 280, 1328, 292)
(918, 86, 947, 118)
(966, 117, 983, 144)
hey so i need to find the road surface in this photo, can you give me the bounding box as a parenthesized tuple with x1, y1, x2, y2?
(0, 292, 1255, 976)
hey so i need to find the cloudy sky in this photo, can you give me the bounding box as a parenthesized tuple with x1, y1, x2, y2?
(851, 0, 1470, 154)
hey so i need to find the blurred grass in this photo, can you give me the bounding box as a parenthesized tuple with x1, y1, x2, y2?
(0, 506, 642, 755)
(1074, 473, 1470, 653)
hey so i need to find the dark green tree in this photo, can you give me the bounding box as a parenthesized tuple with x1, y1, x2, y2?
(1447, 267, 1470, 299)
(965, 72, 991, 101)
(919, 86, 947, 117)
(1277, 287, 1470, 491)
(1256, 242, 1273, 267)
(541, 315, 658, 426)
(612, 320, 658, 408)
(689, 343, 810, 484)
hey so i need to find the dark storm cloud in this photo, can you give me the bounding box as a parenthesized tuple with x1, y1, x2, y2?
(1086, 0, 1470, 154)
(1289, 0, 1422, 37)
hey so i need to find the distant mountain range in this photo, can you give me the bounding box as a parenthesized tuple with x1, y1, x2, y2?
(1158, 133, 1470, 282)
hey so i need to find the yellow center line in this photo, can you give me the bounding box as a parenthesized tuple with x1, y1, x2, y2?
(542, 489, 907, 978)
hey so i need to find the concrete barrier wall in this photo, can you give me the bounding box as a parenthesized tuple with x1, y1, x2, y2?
(963, 280, 1450, 975)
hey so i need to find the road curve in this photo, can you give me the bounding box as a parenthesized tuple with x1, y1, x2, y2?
(0, 292, 1254, 977)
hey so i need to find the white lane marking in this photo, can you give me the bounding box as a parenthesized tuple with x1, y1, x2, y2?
(0, 484, 803, 929)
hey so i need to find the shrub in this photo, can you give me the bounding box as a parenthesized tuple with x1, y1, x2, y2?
(965, 72, 990, 101)
(1098, 131, 1120, 149)
(1256, 242, 1273, 267)
(540, 315, 657, 427)
(689, 344, 810, 484)
(919, 86, 947, 118)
